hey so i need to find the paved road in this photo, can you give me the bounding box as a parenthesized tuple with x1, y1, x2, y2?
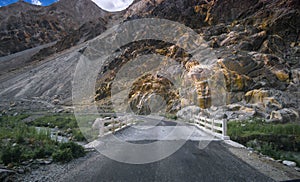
(60, 120, 273, 182)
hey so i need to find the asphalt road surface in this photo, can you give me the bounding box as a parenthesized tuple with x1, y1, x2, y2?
(60, 120, 274, 182)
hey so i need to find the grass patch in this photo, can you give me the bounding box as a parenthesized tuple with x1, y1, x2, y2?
(29, 114, 86, 142)
(30, 114, 78, 129)
(228, 118, 300, 166)
(228, 118, 300, 137)
(52, 142, 85, 163)
(0, 114, 86, 166)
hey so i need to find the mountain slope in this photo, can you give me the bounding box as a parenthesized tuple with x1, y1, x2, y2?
(0, 0, 109, 56)
(98, 0, 300, 121)
(0, 0, 299, 122)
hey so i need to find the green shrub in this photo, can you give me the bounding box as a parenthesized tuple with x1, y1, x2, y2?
(35, 128, 51, 141)
(1, 145, 22, 165)
(52, 142, 85, 163)
(52, 148, 73, 163)
(59, 142, 85, 158)
(228, 118, 300, 166)
(259, 142, 281, 159)
(282, 152, 300, 166)
(165, 113, 178, 120)
(31, 115, 78, 129)
(21, 149, 34, 161)
(72, 129, 86, 142)
(0, 114, 87, 165)
(16, 134, 25, 144)
(34, 147, 48, 159)
(228, 119, 300, 138)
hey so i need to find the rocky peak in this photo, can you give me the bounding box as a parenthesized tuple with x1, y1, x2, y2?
(52, 0, 109, 24)
(0, 0, 110, 56)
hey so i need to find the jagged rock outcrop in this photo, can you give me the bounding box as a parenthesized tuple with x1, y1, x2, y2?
(118, 0, 300, 121)
(0, 0, 299, 122)
(126, 0, 209, 29)
(31, 18, 107, 61)
(0, 0, 109, 56)
(94, 40, 186, 114)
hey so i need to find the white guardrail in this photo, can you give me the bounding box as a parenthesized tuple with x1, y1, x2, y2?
(93, 116, 135, 137)
(93, 115, 230, 140)
(194, 115, 230, 140)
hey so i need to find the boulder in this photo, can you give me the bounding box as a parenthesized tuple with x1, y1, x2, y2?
(92, 118, 104, 130)
(238, 41, 253, 51)
(226, 92, 245, 104)
(224, 104, 257, 120)
(176, 106, 201, 121)
(203, 23, 228, 37)
(220, 31, 240, 47)
(240, 106, 256, 115)
(269, 108, 299, 123)
(0, 169, 15, 181)
(291, 69, 300, 84)
(56, 109, 64, 113)
(226, 104, 243, 111)
(52, 99, 60, 105)
(260, 35, 286, 56)
(282, 160, 297, 167)
(217, 55, 262, 76)
(36, 158, 53, 165)
(221, 68, 252, 92)
(245, 89, 298, 112)
(249, 31, 267, 50)
(203, 107, 228, 120)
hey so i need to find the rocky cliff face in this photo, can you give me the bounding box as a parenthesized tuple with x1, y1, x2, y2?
(197, 0, 299, 122)
(0, 0, 299, 122)
(94, 0, 299, 122)
(0, 0, 109, 56)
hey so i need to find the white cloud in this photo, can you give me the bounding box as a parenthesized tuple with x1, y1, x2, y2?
(92, 0, 133, 12)
(32, 0, 42, 6)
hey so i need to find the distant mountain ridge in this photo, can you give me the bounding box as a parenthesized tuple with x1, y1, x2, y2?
(0, 0, 109, 56)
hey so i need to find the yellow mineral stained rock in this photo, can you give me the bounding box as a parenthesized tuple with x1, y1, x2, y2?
(245, 89, 269, 103)
(245, 89, 285, 111)
(274, 70, 289, 82)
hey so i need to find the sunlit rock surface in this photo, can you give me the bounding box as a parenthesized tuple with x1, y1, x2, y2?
(0, 0, 299, 122)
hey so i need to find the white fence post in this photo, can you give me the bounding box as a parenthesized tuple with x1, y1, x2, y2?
(212, 118, 215, 133)
(99, 120, 104, 137)
(112, 118, 115, 133)
(193, 115, 229, 140)
(222, 119, 230, 140)
(222, 119, 227, 136)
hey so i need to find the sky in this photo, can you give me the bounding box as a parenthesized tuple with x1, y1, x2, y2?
(92, 0, 133, 12)
(0, 0, 134, 12)
(0, 0, 58, 7)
